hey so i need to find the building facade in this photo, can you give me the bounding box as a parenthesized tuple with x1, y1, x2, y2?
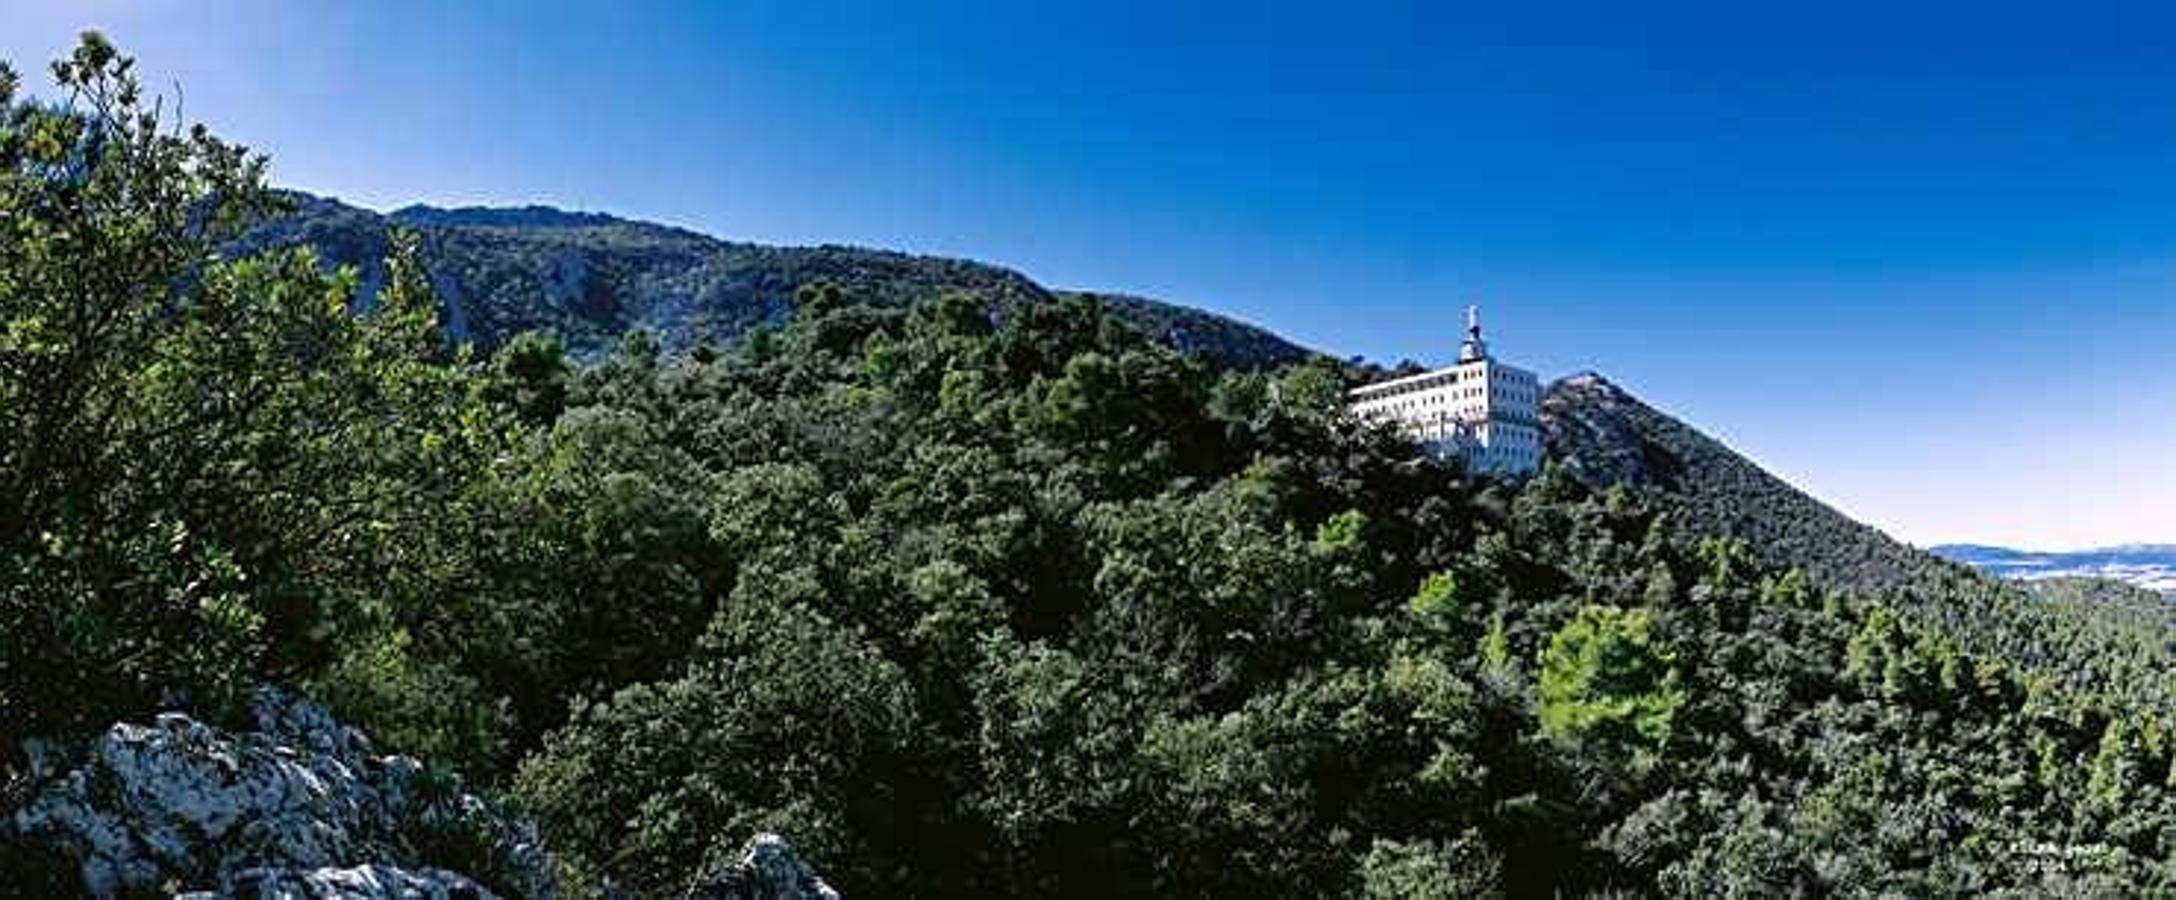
(1348, 307, 1543, 475)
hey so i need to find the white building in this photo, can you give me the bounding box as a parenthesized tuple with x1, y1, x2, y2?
(1348, 306, 1543, 475)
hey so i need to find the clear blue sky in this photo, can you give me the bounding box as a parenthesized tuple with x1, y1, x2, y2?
(8, 0, 2176, 549)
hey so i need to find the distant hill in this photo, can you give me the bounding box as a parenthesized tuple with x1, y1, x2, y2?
(1932, 543, 2176, 595)
(235, 193, 1317, 370)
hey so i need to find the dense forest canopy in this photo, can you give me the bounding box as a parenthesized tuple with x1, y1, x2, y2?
(9, 36, 2176, 898)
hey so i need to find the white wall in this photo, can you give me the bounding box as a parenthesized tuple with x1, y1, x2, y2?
(1349, 359, 1542, 475)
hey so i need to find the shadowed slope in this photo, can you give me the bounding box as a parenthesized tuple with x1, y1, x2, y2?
(239, 194, 1318, 370)
(1542, 372, 1936, 593)
(1542, 371, 2176, 709)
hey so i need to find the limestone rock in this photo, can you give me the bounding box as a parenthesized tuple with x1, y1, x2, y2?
(684, 833, 840, 900)
(4, 688, 554, 899)
(179, 864, 496, 900)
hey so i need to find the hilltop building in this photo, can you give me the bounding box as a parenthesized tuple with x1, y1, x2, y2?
(1348, 306, 1543, 475)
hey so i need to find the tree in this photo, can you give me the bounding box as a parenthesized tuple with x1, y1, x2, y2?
(1537, 604, 1685, 773)
(1360, 834, 1503, 900)
(0, 34, 478, 749)
(515, 592, 920, 896)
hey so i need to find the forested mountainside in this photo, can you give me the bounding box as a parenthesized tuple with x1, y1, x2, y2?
(237, 192, 1317, 370)
(1542, 372, 2176, 713)
(21, 35, 2176, 899)
(1542, 373, 1933, 594)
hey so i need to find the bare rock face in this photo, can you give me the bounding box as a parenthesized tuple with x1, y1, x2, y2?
(683, 834, 840, 900)
(3, 688, 555, 899)
(1539, 373, 1681, 490)
(180, 864, 497, 900)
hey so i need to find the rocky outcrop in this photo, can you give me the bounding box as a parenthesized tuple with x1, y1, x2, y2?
(1540, 373, 1683, 490)
(181, 864, 496, 900)
(2, 688, 851, 898)
(3, 688, 555, 899)
(683, 834, 840, 900)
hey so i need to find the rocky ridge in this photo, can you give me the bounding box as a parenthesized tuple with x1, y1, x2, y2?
(239, 193, 1318, 371)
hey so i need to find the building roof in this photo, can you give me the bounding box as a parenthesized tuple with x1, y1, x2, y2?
(1348, 357, 1538, 400)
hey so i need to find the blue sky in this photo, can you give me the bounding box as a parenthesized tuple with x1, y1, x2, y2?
(8, 0, 2175, 548)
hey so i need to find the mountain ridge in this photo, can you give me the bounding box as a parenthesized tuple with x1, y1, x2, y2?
(262, 191, 2161, 616)
(389, 203, 626, 230)
(1931, 543, 2176, 594)
(244, 192, 1319, 371)
(1540, 369, 2176, 716)
(1935, 542, 2176, 555)
(1540, 371, 1937, 593)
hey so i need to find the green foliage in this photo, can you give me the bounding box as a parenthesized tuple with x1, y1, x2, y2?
(1360, 834, 1502, 900)
(1537, 604, 1684, 770)
(1552, 375, 2176, 717)
(0, 34, 483, 750)
(514, 594, 919, 894)
(238, 196, 1319, 371)
(18, 35, 2176, 899)
(1409, 570, 1460, 618)
(1315, 508, 1368, 556)
(485, 330, 571, 426)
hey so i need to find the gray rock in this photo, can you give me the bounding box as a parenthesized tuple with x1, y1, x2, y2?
(5, 688, 555, 899)
(178, 864, 497, 900)
(684, 833, 840, 900)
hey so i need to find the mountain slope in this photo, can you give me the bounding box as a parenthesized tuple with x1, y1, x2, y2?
(1542, 373, 1944, 593)
(238, 194, 1317, 369)
(1541, 372, 2172, 604)
(1542, 371, 2176, 709)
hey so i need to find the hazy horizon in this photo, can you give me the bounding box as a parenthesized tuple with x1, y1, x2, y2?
(8, 0, 2173, 549)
